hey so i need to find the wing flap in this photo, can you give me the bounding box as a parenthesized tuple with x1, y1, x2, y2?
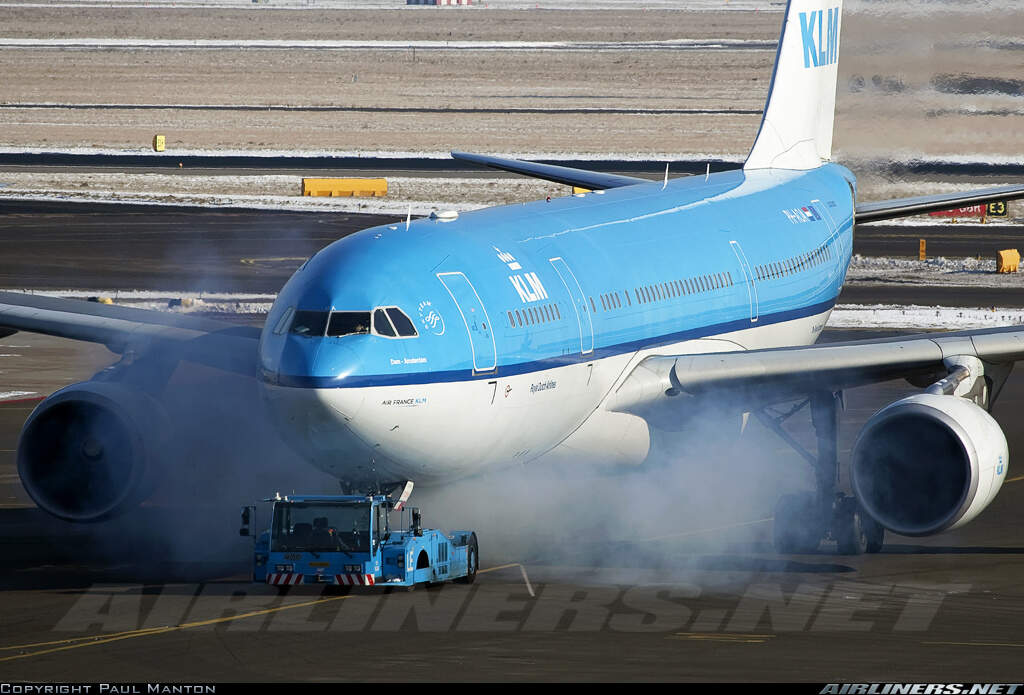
(856, 184, 1024, 223)
(450, 151, 649, 190)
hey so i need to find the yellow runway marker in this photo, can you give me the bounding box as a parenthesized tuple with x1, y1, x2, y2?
(478, 562, 521, 575)
(478, 563, 535, 596)
(646, 518, 773, 543)
(923, 641, 1024, 649)
(669, 632, 775, 644)
(1006, 475, 1024, 484)
(240, 257, 307, 266)
(0, 564, 524, 663)
(0, 626, 169, 652)
(0, 593, 353, 663)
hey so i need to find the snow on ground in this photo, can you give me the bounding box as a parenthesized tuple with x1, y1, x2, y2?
(0, 174, 568, 214)
(0, 37, 773, 50)
(0, 145, 740, 163)
(2, 169, 1023, 219)
(0, 1, 780, 11)
(847, 255, 1024, 289)
(0, 391, 37, 401)
(6, 289, 275, 315)
(830, 304, 1024, 330)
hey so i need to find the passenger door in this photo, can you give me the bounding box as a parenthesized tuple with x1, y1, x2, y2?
(437, 271, 497, 373)
(549, 256, 594, 355)
(729, 240, 759, 324)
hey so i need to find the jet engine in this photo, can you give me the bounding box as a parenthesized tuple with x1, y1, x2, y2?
(17, 381, 169, 522)
(850, 393, 1007, 537)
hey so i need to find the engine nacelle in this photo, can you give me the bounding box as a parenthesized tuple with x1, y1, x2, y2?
(851, 393, 1007, 537)
(17, 381, 169, 522)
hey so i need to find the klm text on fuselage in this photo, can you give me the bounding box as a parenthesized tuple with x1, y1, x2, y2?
(800, 8, 840, 69)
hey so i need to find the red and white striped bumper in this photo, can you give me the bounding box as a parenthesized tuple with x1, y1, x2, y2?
(267, 573, 303, 585)
(336, 573, 375, 586)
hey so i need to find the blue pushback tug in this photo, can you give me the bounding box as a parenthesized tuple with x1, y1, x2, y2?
(239, 484, 478, 589)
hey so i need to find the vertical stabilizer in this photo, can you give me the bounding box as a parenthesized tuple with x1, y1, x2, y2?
(744, 0, 843, 171)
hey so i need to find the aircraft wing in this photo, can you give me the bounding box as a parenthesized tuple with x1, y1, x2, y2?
(0, 291, 260, 377)
(450, 151, 650, 190)
(856, 184, 1024, 223)
(608, 325, 1024, 414)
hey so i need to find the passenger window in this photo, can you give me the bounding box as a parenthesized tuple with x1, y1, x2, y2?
(327, 311, 371, 337)
(289, 310, 329, 337)
(386, 308, 418, 337)
(373, 309, 396, 337)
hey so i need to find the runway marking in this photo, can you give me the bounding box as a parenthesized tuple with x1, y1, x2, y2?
(0, 593, 354, 663)
(923, 640, 1024, 649)
(0, 627, 170, 653)
(478, 562, 535, 596)
(645, 518, 773, 543)
(668, 632, 775, 644)
(478, 563, 520, 575)
(1006, 475, 1024, 484)
(0, 563, 523, 663)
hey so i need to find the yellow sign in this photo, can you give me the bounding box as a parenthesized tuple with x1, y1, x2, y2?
(919, 239, 926, 261)
(152, 135, 165, 152)
(987, 201, 1008, 218)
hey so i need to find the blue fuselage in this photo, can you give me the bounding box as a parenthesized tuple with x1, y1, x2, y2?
(255, 164, 856, 482)
(259, 164, 856, 388)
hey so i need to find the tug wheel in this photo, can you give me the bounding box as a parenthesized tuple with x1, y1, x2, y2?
(456, 533, 478, 585)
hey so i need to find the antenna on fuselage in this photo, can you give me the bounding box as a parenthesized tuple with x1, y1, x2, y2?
(662, 162, 669, 190)
(705, 162, 710, 182)
(405, 204, 412, 231)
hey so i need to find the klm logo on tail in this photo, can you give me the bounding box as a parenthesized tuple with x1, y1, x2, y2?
(799, 7, 840, 69)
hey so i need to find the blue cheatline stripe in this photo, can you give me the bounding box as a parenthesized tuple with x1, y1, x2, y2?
(272, 297, 837, 389)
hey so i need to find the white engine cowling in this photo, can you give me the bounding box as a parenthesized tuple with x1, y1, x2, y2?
(17, 381, 169, 522)
(851, 393, 1007, 537)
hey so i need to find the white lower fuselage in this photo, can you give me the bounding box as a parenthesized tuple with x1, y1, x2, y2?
(262, 308, 832, 484)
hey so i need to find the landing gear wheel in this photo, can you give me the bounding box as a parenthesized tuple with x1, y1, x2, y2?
(834, 497, 868, 555)
(773, 493, 823, 554)
(456, 533, 479, 584)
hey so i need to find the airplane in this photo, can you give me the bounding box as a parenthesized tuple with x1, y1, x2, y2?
(3, 0, 1024, 555)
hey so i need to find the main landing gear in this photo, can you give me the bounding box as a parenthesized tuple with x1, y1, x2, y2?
(757, 392, 884, 555)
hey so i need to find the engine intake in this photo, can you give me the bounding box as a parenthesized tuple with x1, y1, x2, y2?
(851, 393, 1007, 537)
(17, 382, 168, 522)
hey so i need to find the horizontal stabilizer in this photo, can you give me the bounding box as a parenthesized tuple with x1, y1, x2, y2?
(450, 151, 649, 190)
(856, 185, 1024, 224)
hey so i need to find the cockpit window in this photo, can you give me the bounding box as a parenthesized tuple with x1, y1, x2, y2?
(289, 310, 329, 337)
(327, 311, 371, 337)
(373, 308, 396, 337)
(386, 308, 418, 337)
(272, 306, 295, 336)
